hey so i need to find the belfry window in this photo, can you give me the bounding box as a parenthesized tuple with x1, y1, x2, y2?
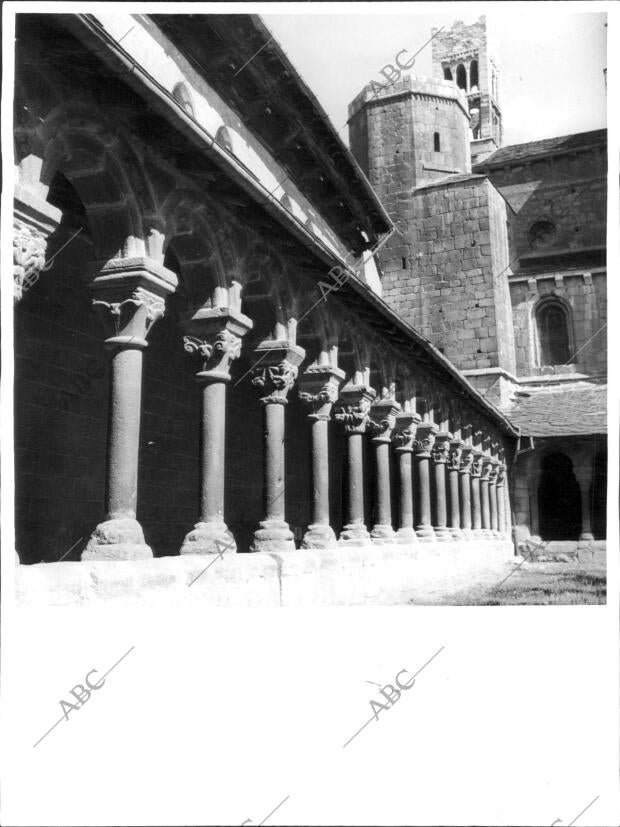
(537, 301, 572, 365)
(470, 60, 479, 90)
(444, 67, 453, 81)
(456, 64, 467, 90)
(433, 132, 441, 152)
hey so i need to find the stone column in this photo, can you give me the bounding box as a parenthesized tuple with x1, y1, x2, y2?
(13, 185, 61, 303)
(480, 456, 494, 539)
(393, 412, 421, 544)
(298, 364, 345, 548)
(574, 463, 595, 541)
(470, 451, 484, 538)
(180, 307, 252, 555)
(496, 463, 507, 538)
(83, 258, 177, 560)
(250, 340, 306, 552)
(368, 398, 401, 543)
(459, 446, 474, 538)
(334, 384, 376, 546)
(488, 460, 500, 538)
(431, 431, 453, 541)
(413, 423, 438, 541)
(447, 440, 464, 540)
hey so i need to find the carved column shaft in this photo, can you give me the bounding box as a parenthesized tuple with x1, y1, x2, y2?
(180, 308, 252, 555)
(459, 446, 474, 536)
(83, 258, 177, 561)
(335, 384, 376, 545)
(414, 423, 438, 541)
(369, 398, 401, 542)
(480, 457, 493, 538)
(299, 365, 344, 548)
(488, 461, 499, 537)
(251, 340, 305, 553)
(448, 440, 464, 540)
(470, 451, 483, 534)
(496, 464, 507, 538)
(432, 432, 452, 541)
(393, 413, 420, 543)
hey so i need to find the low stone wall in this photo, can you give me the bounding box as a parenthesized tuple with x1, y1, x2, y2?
(16, 540, 516, 607)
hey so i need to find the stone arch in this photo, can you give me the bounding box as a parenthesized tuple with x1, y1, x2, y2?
(537, 451, 581, 540)
(34, 102, 155, 263)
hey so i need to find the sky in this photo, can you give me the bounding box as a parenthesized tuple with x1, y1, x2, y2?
(261, 8, 607, 148)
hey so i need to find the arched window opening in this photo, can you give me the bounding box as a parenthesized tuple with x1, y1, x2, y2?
(433, 132, 441, 152)
(537, 301, 571, 366)
(470, 60, 479, 90)
(443, 67, 453, 81)
(538, 453, 582, 540)
(456, 64, 467, 90)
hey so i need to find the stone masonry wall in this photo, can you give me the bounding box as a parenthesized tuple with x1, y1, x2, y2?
(379, 175, 516, 374)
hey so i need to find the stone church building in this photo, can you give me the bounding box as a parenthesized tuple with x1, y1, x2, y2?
(13, 13, 606, 605)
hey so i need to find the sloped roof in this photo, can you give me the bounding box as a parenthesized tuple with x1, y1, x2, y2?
(473, 129, 606, 170)
(506, 384, 607, 437)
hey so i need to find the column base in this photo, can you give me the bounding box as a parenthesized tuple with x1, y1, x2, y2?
(491, 530, 502, 541)
(460, 527, 474, 540)
(82, 518, 153, 561)
(450, 527, 466, 541)
(579, 532, 595, 541)
(470, 528, 488, 541)
(371, 524, 396, 544)
(339, 523, 371, 546)
(396, 527, 418, 544)
(301, 523, 338, 549)
(434, 526, 453, 542)
(180, 521, 237, 556)
(416, 524, 437, 542)
(251, 519, 296, 553)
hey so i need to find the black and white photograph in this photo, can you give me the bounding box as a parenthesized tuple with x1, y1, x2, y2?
(2, 2, 618, 825)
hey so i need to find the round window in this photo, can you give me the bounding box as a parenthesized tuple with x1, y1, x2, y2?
(528, 220, 557, 250)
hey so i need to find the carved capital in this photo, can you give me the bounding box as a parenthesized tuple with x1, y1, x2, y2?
(486, 459, 500, 485)
(459, 446, 475, 475)
(250, 340, 305, 404)
(392, 412, 421, 452)
(480, 456, 494, 482)
(333, 384, 376, 434)
(431, 431, 452, 464)
(470, 451, 484, 478)
(496, 463, 507, 486)
(183, 307, 252, 381)
(91, 257, 177, 348)
(298, 364, 346, 419)
(13, 187, 62, 303)
(413, 423, 438, 457)
(369, 398, 401, 442)
(447, 439, 464, 470)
